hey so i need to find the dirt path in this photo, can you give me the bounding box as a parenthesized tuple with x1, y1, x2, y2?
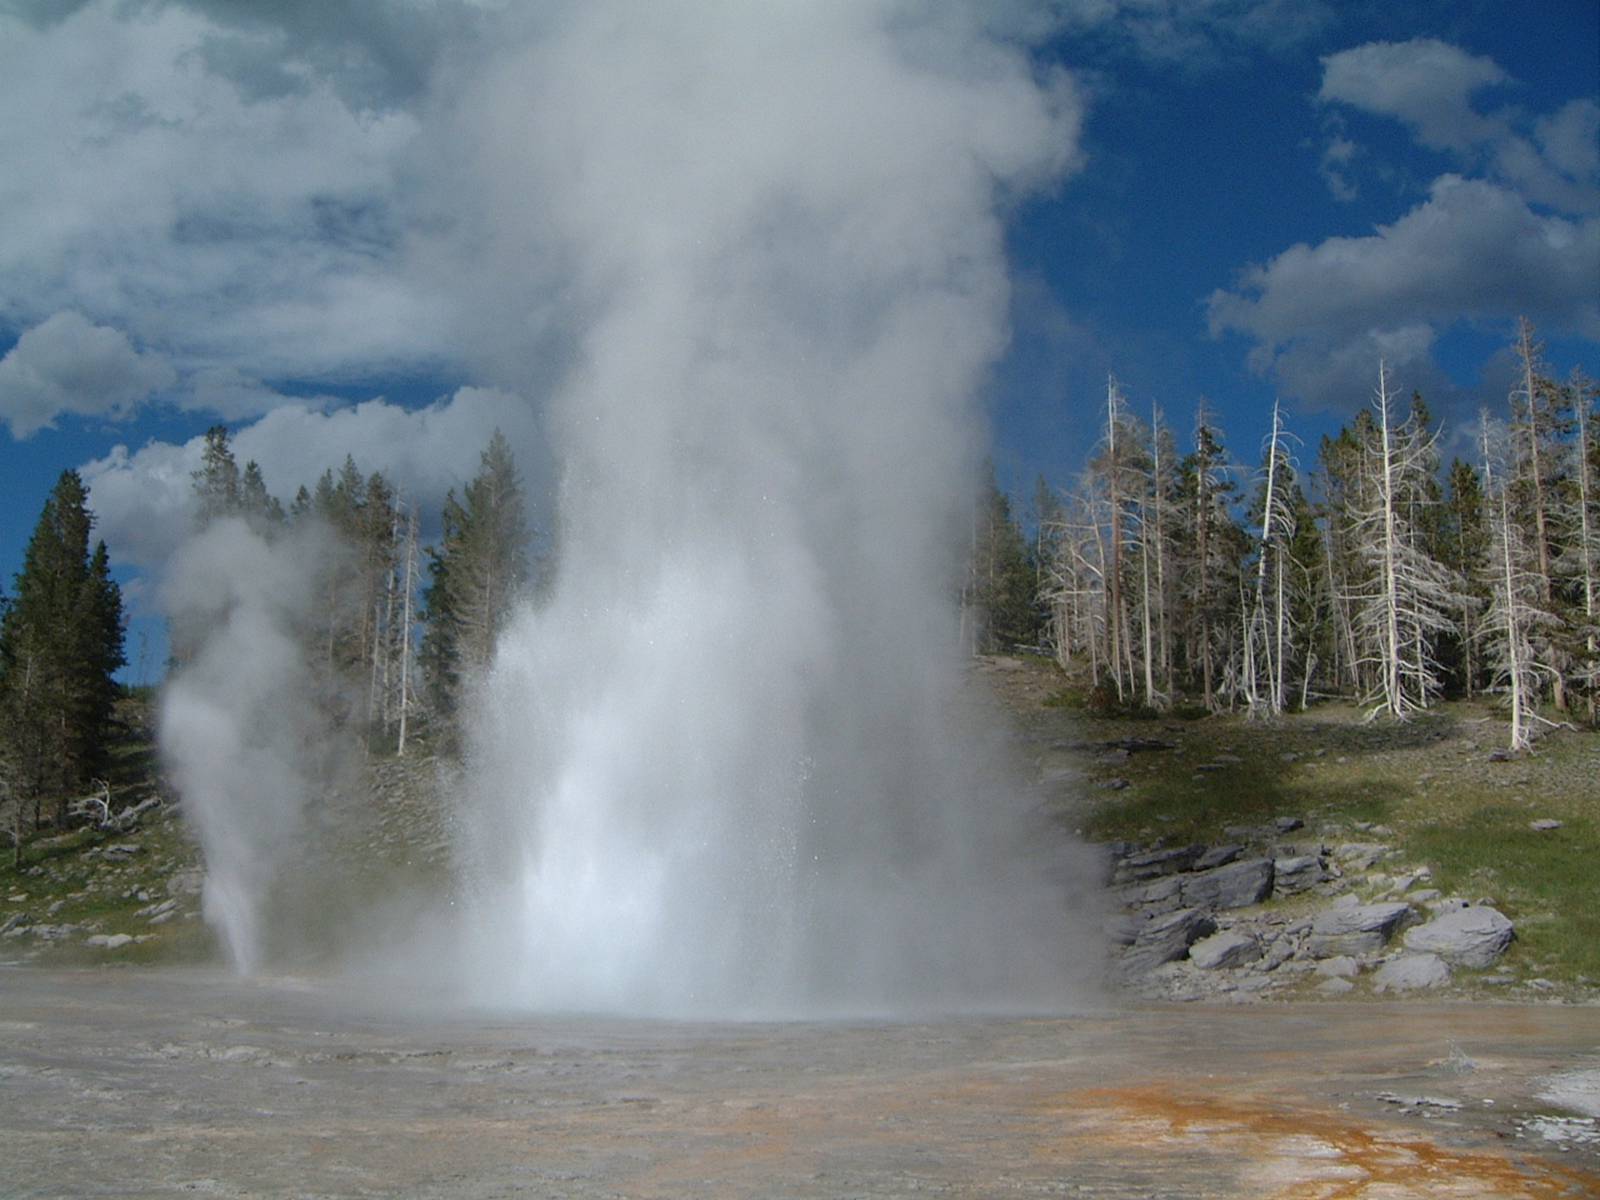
(3, 968, 1596, 1197)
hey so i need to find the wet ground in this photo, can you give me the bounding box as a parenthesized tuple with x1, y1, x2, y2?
(2, 969, 1597, 1197)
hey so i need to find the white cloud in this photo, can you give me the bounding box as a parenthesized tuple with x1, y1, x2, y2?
(0, 311, 176, 437)
(1319, 133, 1360, 202)
(81, 386, 543, 572)
(1209, 175, 1600, 409)
(1319, 38, 1506, 152)
(1035, 0, 1334, 65)
(1537, 99, 1600, 183)
(0, 0, 450, 420)
(1318, 39, 1599, 216)
(1213, 40, 1600, 414)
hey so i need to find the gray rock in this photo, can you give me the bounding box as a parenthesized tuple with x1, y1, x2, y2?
(1124, 907, 1218, 971)
(1179, 858, 1274, 910)
(1530, 819, 1562, 832)
(1334, 842, 1390, 870)
(1317, 976, 1355, 995)
(1273, 816, 1304, 833)
(1115, 845, 1203, 882)
(1403, 906, 1515, 969)
(1373, 953, 1452, 992)
(1259, 937, 1296, 973)
(1103, 914, 1145, 946)
(1194, 843, 1243, 871)
(1307, 902, 1415, 958)
(1314, 955, 1361, 978)
(0, 911, 30, 936)
(85, 933, 134, 950)
(1114, 875, 1183, 911)
(100, 843, 142, 861)
(1189, 930, 1261, 970)
(1273, 854, 1325, 896)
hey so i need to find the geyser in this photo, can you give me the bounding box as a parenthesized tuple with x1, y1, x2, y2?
(447, 2, 1097, 1015)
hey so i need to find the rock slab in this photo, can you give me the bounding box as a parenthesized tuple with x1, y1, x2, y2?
(1179, 858, 1274, 910)
(1189, 930, 1261, 971)
(1125, 907, 1217, 971)
(1373, 953, 1452, 992)
(1402, 906, 1514, 969)
(1307, 902, 1415, 957)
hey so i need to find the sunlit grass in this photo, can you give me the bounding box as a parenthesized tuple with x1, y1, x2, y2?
(1035, 666, 1600, 982)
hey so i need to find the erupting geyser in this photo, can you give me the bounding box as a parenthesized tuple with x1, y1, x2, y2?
(157, 2, 1101, 1014)
(446, 2, 1097, 1015)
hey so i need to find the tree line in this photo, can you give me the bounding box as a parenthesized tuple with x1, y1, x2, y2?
(0, 425, 534, 851)
(967, 320, 1597, 750)
(184, 425, 535, 755)
(0, 470, 126, 859)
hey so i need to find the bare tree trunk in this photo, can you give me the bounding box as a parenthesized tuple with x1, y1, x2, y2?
(397, 501, 418, 757)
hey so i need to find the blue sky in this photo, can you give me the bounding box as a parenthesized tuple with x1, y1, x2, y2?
(0, 1, 1596, 682)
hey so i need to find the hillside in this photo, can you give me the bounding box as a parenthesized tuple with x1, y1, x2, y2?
(4, 665, 1598, 1006)
(979, 652, 1600, 1003)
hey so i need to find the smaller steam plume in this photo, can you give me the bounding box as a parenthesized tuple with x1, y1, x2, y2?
(159, 518, 349, 972)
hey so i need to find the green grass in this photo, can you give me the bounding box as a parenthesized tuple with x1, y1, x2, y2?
(1025, 661, 1600, 985)
(1409, 811, 1600, 982)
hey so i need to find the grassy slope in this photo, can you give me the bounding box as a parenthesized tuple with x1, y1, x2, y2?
(990, 654, 1600, 986)
(9, 670, 1597, 990)
(0, 695, 455, 969)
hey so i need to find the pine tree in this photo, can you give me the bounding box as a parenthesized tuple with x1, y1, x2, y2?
(192, 426, 242, 524)
(0, 471, 125, 825)
(970, 470, 1039, 653)
(1439, 459, 1490, 696)
(1176, 404, 1243, 711)
(421, 431, 532, 725)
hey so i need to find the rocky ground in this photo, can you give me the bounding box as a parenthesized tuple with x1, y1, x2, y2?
(4, 659, 1597, 1015)
(4, 968, 1598, 1198)
(975, 653, 1600, 1008)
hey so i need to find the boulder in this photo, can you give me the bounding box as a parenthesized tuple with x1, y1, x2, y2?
(1530, 819, 1562, 832)
(1194, 843, 1243, 871)
(1189, 930, 1261, 971)
(1317, 976, 1355, 996)
(1314, 955, 1361, 979)
(1115, 845, 1204, 882)
(1124, 907, 1217, 971)
(1103, 914, 1145, 946)
(1179, 858, 1274, 910)
(1373, 953, 1451, 992)
(1113, 875, 1183, 911)
(1334, 842, 1390, 870)
(1273, 854, 1325, 896)
(1402, 906, 1514, 969)
(1306, 902, 1415, 958)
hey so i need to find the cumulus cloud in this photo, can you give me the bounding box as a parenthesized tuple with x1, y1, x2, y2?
(1318, 38, 1599, 216)
(1318, 132, 1360, 202)
(1033, 0, 1334, 65)
(1210, 38, 1600, 413)
(1320, 38, 1507, 152)
(0, 0, 449, 413)
(0, 311, 176, 437)
(81, 386, 542, 571)
(1208, 175, 1600, 409)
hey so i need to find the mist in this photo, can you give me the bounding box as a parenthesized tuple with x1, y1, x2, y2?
(440, 2, 1098, 1015)
(148, 1, 1102, 1015)
(158, 518, 355, 973)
